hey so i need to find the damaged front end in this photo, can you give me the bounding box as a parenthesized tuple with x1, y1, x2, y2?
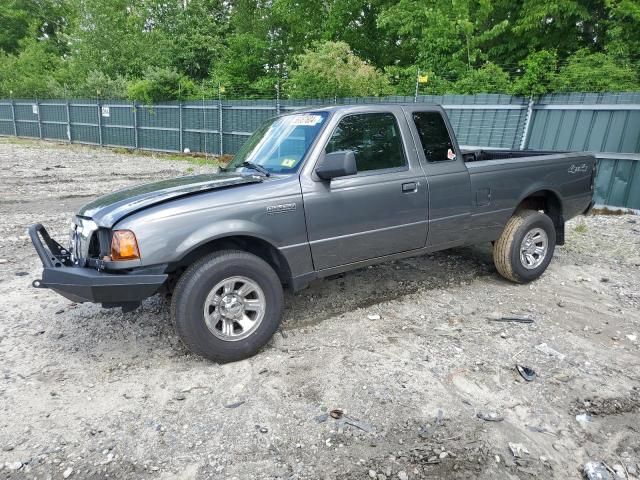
(29, 222, 167, 312)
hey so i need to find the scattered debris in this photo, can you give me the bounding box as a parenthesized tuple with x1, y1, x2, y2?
(340, 416, 375, 433)
(535, 343, 566, 361)
(367, 314, 381, 321)
(397, 471, 408, 480)
(612, 464, 626, 479)
(508, 442, 530, 458)
(626, 334, 637, 342)
(526, 425, 557, 436)
(315, 413, 329, 423)
(330, 409, 344, 419)
(6, 461, 22, 471)
(63, 467, 74, 478)
(173, 393, 186, 401)
(476, 411, 504, 422)
(489, 316, 534, 324)
(516, 365, 536, 382)
(583, 461, 611, 480)
(224, 401, 245, 409)
(576, 413, 593, 424)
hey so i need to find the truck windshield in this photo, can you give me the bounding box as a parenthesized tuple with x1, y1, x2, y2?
(227, 112, 328, 174)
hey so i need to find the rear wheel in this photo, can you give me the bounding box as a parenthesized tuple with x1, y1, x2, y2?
(493, 209, 556, 283)
(171, 250, 283, 362)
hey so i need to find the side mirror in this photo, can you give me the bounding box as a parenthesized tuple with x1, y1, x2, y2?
(315, 150, 357, 180)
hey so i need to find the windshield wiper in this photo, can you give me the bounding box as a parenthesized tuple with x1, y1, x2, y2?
(241, 161, 271, 177)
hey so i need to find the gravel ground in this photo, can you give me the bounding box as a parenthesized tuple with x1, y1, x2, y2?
(1, 138, 639, 480)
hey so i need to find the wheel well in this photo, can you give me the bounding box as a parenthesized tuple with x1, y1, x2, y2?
(515, 190, 565, 245)
(169, 236, 292, 287)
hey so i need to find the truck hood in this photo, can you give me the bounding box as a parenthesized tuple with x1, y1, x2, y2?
(79, 172, 263, 227)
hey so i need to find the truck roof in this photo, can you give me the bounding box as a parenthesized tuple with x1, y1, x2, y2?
(289, 103, 446, 114)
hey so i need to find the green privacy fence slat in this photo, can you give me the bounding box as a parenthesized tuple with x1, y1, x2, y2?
(593, 155, 640, 210)
(0, 93, 639, 209)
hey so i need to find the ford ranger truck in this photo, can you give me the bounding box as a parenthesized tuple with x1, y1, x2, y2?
(30, 105, 595, 362)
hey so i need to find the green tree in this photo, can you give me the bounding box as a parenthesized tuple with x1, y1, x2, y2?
(511, 50, 559, 96)
(552, 49, 640, 92)
(0, 38, 71, 97)
(378, 0, 509, 77)
(69, 0, 172, 79)
(74, 70, 129, 99)
(286, 41, 391, 98)
(126, 66, 196, 103)
(154, 0, 230, 80)
(604, 0, 640, 60)
(452, 63, 511, 94)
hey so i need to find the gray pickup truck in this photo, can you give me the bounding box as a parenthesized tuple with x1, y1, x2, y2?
(30, 104, 595, 362)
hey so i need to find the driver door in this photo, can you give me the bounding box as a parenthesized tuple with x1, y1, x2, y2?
(300, 108, 429, 270)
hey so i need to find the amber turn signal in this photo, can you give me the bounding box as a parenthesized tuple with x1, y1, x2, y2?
(111, 230, 140, 261)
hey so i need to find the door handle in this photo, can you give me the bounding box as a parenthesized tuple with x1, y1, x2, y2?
(402, 182, 417, 192)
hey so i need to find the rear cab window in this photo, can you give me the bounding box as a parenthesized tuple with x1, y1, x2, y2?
(412, 111, 457, 162)
(326, 112, 406, 173)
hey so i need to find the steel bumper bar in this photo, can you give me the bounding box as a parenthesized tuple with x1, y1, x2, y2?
(29, 223, 166, 304)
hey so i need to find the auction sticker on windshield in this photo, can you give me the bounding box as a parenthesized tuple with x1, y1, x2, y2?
(281, 158, 297, 168)
(290, 114, 323, 126)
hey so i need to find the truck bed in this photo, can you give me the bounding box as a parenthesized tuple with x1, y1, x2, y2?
(461, 149, 596, 245)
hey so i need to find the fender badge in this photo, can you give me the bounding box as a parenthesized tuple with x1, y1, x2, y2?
(266, 203, 296, 214)
(568, 163, 588, 174)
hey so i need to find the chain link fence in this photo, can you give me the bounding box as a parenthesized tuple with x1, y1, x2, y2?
(0, 93, 639, 210)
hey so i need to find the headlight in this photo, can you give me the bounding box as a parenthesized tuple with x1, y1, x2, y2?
(111, 230, 140, 261)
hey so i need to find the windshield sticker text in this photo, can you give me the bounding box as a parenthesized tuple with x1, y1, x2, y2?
(290, 115, 323, 126)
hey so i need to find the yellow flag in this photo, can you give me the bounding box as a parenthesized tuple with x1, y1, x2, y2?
(418, 74, 429, 84)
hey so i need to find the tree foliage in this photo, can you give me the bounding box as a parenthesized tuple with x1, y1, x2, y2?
(0, 0, 638, 100)
(287, 41, 391, 98)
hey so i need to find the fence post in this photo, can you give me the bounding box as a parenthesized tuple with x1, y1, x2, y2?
(36, 98, 43, 139)
(97, 100, 103, 146)
(179, 102, 183, 153)
(65, 100, 72, 143)
(519, 95, 535, 150)
(10, 99, 17, 137)
(276, 82, 281, 116)
(218, 89, 223, 155)
(133, 102, 138, 149)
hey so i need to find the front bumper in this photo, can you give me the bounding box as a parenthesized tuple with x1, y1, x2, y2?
(29, 224, 167, 305)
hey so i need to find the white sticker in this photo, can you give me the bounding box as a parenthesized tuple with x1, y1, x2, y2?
(290, 114, 322, 126)
(32, 105, 38, 115)
(101, 106, 110, 118)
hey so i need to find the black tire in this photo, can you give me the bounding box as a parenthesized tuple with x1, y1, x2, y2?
(493, 209, 556, 283)
(171, 250, 283, 362)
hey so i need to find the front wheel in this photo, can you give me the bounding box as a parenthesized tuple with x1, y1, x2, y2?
(171, 250, 284, 362)
(493, 209, 556, 283)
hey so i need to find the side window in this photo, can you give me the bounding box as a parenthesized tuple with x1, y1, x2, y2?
(412, 112, 456, 162)
(326, 113, 406, 172)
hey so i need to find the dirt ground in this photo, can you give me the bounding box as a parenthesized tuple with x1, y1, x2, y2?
(0, 138, 639, 480)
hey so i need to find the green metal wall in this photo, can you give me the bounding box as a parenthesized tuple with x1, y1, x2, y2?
(526, 93, 640, 210)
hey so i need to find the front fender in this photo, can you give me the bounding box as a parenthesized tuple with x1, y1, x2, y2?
(175, 219, 280, 261)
